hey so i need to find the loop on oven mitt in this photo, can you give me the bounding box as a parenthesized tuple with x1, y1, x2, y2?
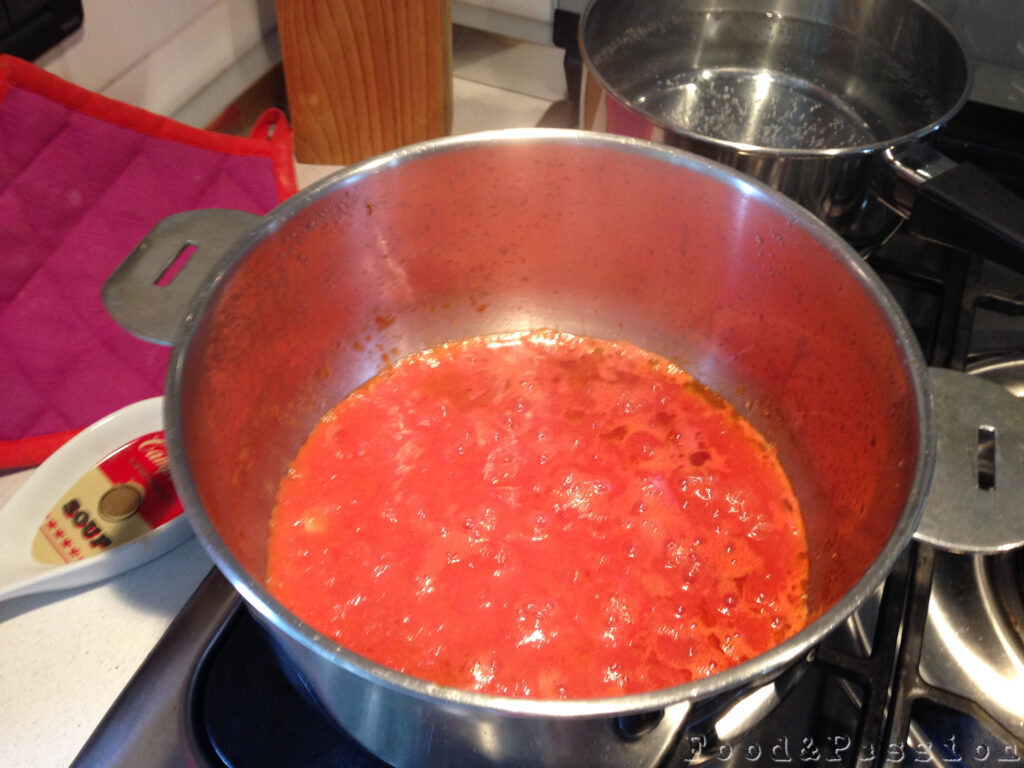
(0, 54, 298, 469)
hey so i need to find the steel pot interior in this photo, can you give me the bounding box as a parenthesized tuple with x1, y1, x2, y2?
(168, 130, 932, 719)
(579, 0, 970, 155)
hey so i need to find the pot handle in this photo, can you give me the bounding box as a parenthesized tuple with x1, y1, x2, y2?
(103, 209, 261, 345)
(912, 367, 1024, 554)
(885, 144, 1024, 272)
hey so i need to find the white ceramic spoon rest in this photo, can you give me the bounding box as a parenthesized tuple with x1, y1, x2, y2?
(0, 398, 193, 603)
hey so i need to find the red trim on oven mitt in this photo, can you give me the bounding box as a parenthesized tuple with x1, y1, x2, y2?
(0, 54, 299, 470)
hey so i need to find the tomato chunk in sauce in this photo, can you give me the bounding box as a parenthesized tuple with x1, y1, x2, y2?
(267, 330, 809, 699)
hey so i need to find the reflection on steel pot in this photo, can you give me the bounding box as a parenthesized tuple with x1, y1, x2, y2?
(103, 130, 933, 767)
(580, 0, 1024, 264)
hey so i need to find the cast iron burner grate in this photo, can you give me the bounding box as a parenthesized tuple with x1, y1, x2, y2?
(876, 547, 1024, 767)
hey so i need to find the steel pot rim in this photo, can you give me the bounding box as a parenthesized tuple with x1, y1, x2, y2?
(578, 0, 974, 159)
(163, 128, 935, 720)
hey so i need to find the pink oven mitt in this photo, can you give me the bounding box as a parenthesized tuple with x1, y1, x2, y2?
(0, 54, 298, 469)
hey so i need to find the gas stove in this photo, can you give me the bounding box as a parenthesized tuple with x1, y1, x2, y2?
(70, 101, 1024, 768)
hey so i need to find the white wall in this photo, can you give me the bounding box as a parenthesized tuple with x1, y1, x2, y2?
(922, 0, 1024, 110)
(37, 0, 279, 121)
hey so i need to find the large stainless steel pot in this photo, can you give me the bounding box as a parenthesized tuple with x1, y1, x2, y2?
(104, 130, 933, 767)
(580, 0, 1024, 263)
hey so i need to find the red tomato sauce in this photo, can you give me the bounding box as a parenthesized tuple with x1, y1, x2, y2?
(267, 330, 809, 699)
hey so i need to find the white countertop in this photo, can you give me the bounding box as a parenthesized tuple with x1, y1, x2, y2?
(0, 29, 566, 768)
(0, 466, 214, 768)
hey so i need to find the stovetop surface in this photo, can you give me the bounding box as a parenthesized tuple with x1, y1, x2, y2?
(89, 547, 1022, 767)
(199, 602, 866, 768)
(200, 605, 387, 768)
(72, 99, 1024, 768)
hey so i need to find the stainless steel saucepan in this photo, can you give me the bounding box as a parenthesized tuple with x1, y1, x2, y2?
(103, 130, 933, 767)
(580, 0, 1024, 263)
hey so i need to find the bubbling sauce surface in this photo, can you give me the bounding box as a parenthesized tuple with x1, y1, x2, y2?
(267, 330, 809, 699)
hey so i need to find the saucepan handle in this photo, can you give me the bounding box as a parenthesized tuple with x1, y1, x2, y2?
(885, 144, 1024, 272)
(102, 209, 261, 345)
